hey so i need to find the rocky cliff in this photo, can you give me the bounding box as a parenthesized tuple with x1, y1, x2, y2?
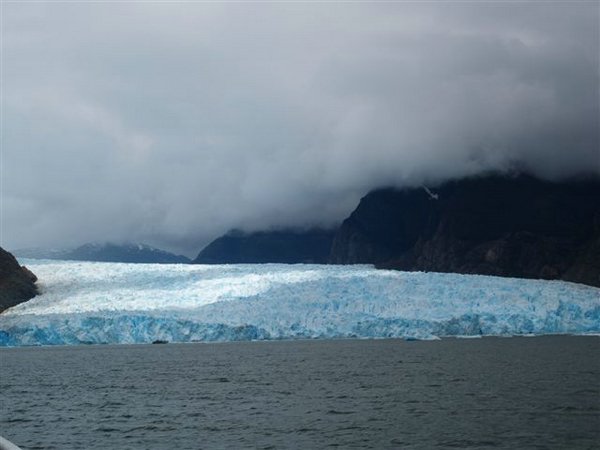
(330, 174, 600, 287)
(194, 229, 336, 264)
(0, 247, 38, 312)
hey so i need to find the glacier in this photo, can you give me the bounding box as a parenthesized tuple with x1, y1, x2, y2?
(0, 260, 598, 346)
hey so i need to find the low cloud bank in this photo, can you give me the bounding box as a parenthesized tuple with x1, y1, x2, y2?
(3, 3, 598, 255)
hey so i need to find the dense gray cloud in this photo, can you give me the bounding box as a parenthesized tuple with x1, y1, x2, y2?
(2, 2, 598, 256)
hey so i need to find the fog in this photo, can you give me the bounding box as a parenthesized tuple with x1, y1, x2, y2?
(2, 2, 598, 256)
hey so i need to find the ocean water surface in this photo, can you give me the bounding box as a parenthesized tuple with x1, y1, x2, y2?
(1, 336, 598, 449)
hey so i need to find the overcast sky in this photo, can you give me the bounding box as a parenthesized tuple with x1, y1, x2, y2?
(2, 2, 598, 256)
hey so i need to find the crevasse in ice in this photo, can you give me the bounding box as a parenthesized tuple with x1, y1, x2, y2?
(0, 260, 598, 346)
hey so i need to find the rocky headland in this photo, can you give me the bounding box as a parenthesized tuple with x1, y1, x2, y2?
(0, 247, 38, 312)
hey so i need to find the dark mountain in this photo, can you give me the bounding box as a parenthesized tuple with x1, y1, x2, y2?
(330, 174, 600, 287)
(0, 247, 38, 313)
(16, 243, 190, 264)
(194, 229, 336, 264)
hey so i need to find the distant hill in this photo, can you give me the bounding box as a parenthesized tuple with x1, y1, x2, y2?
(193, 229, 336, 264)
(329, 174, 600, 287)
(14, 247, 70, 260)
(15, 243, 190, 264)
(0, 247, 38, 312)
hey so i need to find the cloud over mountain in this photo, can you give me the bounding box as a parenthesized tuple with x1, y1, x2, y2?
(2, 2, 598, 255)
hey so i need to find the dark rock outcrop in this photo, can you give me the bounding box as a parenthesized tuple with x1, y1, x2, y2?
(194, 229, 336, 264)
(16, 243, 190, 264)
(0, 247, 38, 312)
(330, 174, 600, 287)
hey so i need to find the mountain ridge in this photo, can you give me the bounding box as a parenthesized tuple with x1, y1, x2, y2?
(15, 242, 190, 264)
(329, 173, 600, 286)
(193, 228, 336, 264)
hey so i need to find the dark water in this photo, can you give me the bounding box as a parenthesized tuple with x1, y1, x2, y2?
(1, 337, 598, 449)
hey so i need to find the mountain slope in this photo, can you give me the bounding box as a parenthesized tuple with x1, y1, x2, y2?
(194, 229, 335, 264)
(330, 174, 600, 287)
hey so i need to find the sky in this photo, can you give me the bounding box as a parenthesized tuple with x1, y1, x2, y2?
(1, 2, 598, 257)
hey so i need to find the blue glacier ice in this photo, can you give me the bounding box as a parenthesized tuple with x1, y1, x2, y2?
(0, 260, 598, 346)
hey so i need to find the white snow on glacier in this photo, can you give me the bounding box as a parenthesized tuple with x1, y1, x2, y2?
(1, 260, 598, 346)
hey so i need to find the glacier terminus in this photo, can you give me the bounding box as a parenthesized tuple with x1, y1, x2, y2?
(0, 260, 598, 346)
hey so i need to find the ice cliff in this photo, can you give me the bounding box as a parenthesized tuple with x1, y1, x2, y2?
(0, 260, 598, 346)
